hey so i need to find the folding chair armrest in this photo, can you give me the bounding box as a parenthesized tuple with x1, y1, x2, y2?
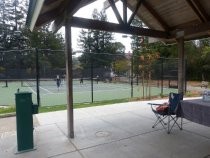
(148, 103, 162, 111)
(148, 103, 162, 106)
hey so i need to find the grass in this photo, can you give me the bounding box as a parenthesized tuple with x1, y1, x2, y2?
(0, 98, 135, 117)
(0, 106, 15, 115)
(185, 90, 202, 97)
(0, 91, 201, 117)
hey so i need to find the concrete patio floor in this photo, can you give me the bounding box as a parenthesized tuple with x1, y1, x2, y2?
(1, 98, 210, 158)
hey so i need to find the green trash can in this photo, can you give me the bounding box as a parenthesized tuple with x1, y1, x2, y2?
(15, 92, 35, 152)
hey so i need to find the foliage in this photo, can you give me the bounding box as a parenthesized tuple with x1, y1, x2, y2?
(0, 0, 29, 50)
(130, 16, 210, 81)
(0, 66, 5, 73)
(130, 18, 145, 50)
(114, 59, 130, 75)
(184, 41, 201, 80)
(0, 0, 28, 30)
(0, 5, 65, 79)
(28, 28, 65, 69)
(200, 44, 210, 80)
(78, 9, 125, 70)
(0, 0, 65, 75)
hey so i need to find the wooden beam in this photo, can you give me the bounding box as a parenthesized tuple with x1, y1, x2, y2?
(128, 0, 142, 26)
(44, 0, 61, 5)
(185, 0, 205, 22)
(52, 0, 83, 32)
(185, 22, 210, 36)
(122, 0, 127, 24)
(142, 0, 169, 31)
(52, 13, 65, 33)
(104, 0, 119, 9)
(191, 0, 210, 22)
(36, 4, 65, 28)
(69, 16, 169, 38)
(108, 0, 124, 24)
(171, 21, 210, 37)
(65, 18, 74, 138)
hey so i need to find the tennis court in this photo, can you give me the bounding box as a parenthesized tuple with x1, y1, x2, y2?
(0, 79, 177, 106)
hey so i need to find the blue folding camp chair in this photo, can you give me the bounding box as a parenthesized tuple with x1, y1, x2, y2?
(149, 92, 183, 134)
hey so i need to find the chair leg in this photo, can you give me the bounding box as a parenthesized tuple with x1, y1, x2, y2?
(173, 117, 182, 130)
(154, 114, 182, 134)
(167, 115, 170, 134)
(152, 114, 167, 129)
(180, 117, 183, 130)
(167, 116, 183, 133)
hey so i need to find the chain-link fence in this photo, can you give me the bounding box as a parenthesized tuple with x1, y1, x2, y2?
(0, 49, 180, 106)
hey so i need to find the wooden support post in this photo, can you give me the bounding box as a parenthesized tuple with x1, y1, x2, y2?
(177, 36, 185, 94)
(123, 0, 127, 24)
(108, 0, 123, 24)
(65, 19, 74, 138)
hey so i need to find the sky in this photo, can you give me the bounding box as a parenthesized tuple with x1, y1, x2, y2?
(59, 0, 132, 54)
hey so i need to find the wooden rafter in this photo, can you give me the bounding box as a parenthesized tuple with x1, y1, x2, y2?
(171, 21, 210, 37)
(44, 0, 62, 5)
(52, 0, 83, 32)
(142, 0, 169, 31)
(63, 0, 82, 17)
(185, 0, 205, 22)
(128, 0, 142, 26)
(69, 16, 169, 38)
(122, 0, 127, 23)
(108, 0, 124, 24)
(191, 0, 210, 22)
(36, 4, 65, 27)
(184, 22, 210, 36)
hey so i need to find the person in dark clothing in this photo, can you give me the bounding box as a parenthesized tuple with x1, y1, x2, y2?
(56, 75, 61, 90)
(96, 75, 99, 84)
(80, 77, 83, 84)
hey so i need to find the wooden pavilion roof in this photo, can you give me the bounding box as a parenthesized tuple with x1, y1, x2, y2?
(26, 0, 210, 42)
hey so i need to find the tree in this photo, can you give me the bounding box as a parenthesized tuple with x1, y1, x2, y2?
(114, 59, 130, 75)
(26, 28, 65, 71)
(130, 18, 145, 51)
(200, 42, 210, 80)
(0, 0, 28, 31)
(0, 0, 65, 78)
(0, 0, 29, 50)
(78, 9, 116, 69)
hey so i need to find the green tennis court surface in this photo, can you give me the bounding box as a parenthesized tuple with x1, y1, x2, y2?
(0, 80, 177, 106)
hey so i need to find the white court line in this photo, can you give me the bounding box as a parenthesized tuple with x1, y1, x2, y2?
(26, 83, 54, 95)
(26, 83, 37, 95)
(43, 92, 65, 96)
(42, 88, 129, 96)
(39, 86, 54, 94)
(74, 88, 130, 94)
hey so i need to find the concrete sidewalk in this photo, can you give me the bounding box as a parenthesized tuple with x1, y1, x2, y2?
(0, 98, 210, 158)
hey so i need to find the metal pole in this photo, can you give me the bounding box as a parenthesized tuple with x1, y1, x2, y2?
(91, 54, 94, 103)
(5, 79, 8, 87)
(35, 48, 40, 106)
(184, 59, 187, 93)
(131, 54, 133, 98)
(161, 58, 163, 96)
(5, 57, 8, 87)
(65, 19, 74, 138)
